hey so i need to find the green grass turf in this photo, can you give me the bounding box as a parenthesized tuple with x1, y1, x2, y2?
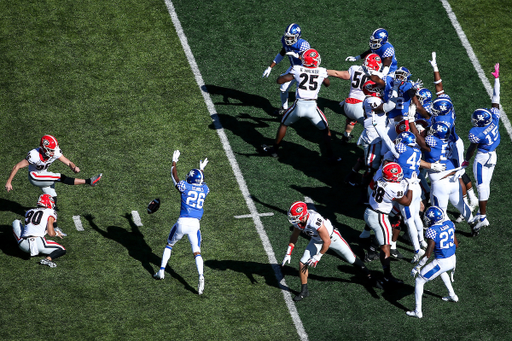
(0, 0, 511, 340)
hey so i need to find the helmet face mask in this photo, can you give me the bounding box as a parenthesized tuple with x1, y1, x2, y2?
(186, 169, 204, 185)
(288, 201, 309, 228)
(431, 98, 453, 117)
(423, 206, 445, 227)
(394, 67, 411, 84)
(369, 28, 388, 50)
(363, 53, 382, 72)
(301, 49, 321, 68)
(37, 194, 55, 209)
(471, 108, 493, 127)
(284, 23, 301, 46)
(382, 162, 403, 183)
(40, 135, 58, 158)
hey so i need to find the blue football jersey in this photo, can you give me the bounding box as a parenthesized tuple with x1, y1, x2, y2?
(371, 42, 397, 73)
(425, 220, 456, 259)
(423, 135, 455, 171)
(383, 77, 414, 119)
(394, 143, 421, 179)
(281, 37, 310, 66)
(469, 107, 501, 153)
(176, 180, 210, 220)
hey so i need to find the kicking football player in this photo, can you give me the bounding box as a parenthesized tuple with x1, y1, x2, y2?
(12, 194, 66, 268)
(345, 28, 397, 78)
(462, 63, 501, 235)
(5, 134, 102, 208)
(407, 206, 459, 319)
(262, 23, 311, 116)
(154, 150, 209, 295)
(327, 53, 383, 143)
(364, 162, 412, 288)
(282, 201, 373, 301)
(261, 49, 340, 163)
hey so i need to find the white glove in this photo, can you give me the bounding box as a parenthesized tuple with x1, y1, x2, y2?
(262, 66, 272, 78)
(306, 253, 323, 268)
(199, 158, 208, 171)
(55, 227, 67, 237)
(172, 150, 180, 163)
(282, 254, 291, 266)
(408, 103, 417, 122)
(286, 51, 300, 59)
(431, 161, 446, 172)
(411, 266, 421, 278)
(412, 78, 423, 90)
(345, 56, 357, 62)
(429, 52, 438, 71)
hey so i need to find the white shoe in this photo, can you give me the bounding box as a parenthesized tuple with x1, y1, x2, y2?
(455, 214, 465, 223)
(153, 270, 164, 280)
(406, 310, 423, 319)
(411, 249, 426, 264)
(40, 258, 57, 268)
(474, 217, 490, 230)
(442, 294, 459, 302)
(359, 229, 371, 239)
(198, 275, 205, 295)
(420, 240, 428, 249)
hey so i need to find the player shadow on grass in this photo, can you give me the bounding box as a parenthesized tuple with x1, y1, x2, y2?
(204, 85, 276, 117)
(0, 224, 30, 260)
(0, 198, 31, 217)
(84, 214, 196, 294)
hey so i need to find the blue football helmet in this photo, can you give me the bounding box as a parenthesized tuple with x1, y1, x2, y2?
(284, 23, 301, 46)
(394, 67, 411, 84)
(431, 98, 453, 117)
(186, 169, 204, 185)
(395, 131, 416, 146)
(471, 108, 493, 127)
(423, 206, 445, 227)
(416, 88, 432, 105)
(369, 28, 388, 49)
(429, 121, 451, 140)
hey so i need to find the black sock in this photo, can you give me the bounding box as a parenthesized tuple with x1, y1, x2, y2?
(301, 284, 308, 293)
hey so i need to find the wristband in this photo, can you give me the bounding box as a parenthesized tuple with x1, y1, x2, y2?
(436, 90, 445, 95)
(433, 66, 439, 72)
(433, 79, 442, 84)
(286, 243, 294, 255)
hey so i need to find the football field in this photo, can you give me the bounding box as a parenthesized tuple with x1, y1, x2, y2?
(1, 0, 511, 340)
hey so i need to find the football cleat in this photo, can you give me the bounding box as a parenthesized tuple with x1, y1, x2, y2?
(273, 108, 287, 117)
(455, 214, 465, 223)
(420, 240, 428, 249)
(340, 134, 354, 145)
(359, 229, 371, 239)
(406, 310, 423, 319)
(153, 271, 164, 280)
(442, 294, 459, 302)
(198, 275, 205, 295)
(383, 275, 404, 285)
(390, 249, 404, 259)
(261, 144, 278, 158)
(411, 249, 425, 264)
(90, 173, 102, 186)
(344, 172, 360, 187)
(364, 250, 379, 262)
(40, 258, 57, 268)
(473, 217, 490, 230)
(293, 290, 309, 302)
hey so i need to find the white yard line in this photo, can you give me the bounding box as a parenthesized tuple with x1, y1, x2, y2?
(73, 215, 84, 231)
(131, 211, 143, 227)
(441, 0, 512, 140)
(163, 1, 308, 340)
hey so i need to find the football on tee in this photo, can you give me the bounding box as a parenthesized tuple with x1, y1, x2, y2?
(147, 198, 161, 214)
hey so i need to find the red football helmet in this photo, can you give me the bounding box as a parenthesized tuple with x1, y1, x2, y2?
(362, 80, 382, 97)
(301, 49, 321, 68)
(37, 194, 55, 209)
(382, 162, 403, 183)
(288, 201, 309, 228)
(364, 53, 382, 72)
(40, 135, 59, 158)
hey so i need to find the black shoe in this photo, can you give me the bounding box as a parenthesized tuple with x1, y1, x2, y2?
(293, 290, 309, 301)
(344, 172, 360, 187)
(375, 279, 385, 290)
(261, 144, 278, 158)
(364, 251, 379, 262)
(327, 156, 342, 165)
(383, 275, 404, 285)
(340, 134, 354, 145)
(390, 249, 404, 259)
(471, 225, 480, 237)
(273, 108, 287, 116)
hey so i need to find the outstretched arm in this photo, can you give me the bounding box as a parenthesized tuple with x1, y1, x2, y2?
(491, 63, 500, 108)
(5, 159, 29, 192)
(58, 155, 80, 173)
(429, 52, 445, 96)
(171, 150, 180, 186)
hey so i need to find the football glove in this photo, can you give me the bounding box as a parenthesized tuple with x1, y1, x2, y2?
(147, 198, 161, 214)
(199, 158, 209, 171)
(408, 103, 417, 122)
(282, 243, 294, 266)
(172, 150, 180, 163)
(262, 66, 272, 78)
(306, 253, 323, 268)
(429, 52, 438, 71)
(431, 161, 446, 172)
(412, 78, 423, 90)
(492, 63, 500, 78)
(345, 56, 358, 62)
(285, 51, 300, 59)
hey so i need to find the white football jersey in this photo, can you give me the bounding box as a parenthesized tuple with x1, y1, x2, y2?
(301, 210, 333, 242)
(347, 65, 370, 101)
(26, 147, 62, 173)
(369, 179, 408, 214)
(21, 207, 57, 238)
(362, 96, 387, 144)
(289, 65, 328, 100)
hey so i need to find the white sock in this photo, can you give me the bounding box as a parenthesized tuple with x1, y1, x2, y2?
(280, 91, 288, 109)
(195, 254, 204, 276)
(159, 245, 172, 270)
(440, 272, 455, 297)
(467, 188, 478, 205)
(390, 240, 397, 250)
(415, 277, 426, 313)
